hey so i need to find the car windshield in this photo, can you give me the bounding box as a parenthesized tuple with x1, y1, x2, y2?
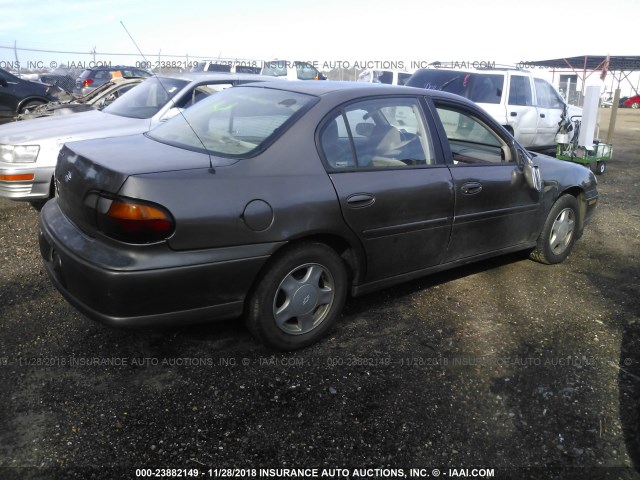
(409, 71, 504, 104)
(147, 86, 316, 157)
(102, 77, 188, 119)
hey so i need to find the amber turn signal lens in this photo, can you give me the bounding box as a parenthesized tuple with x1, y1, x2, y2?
(0, 173, 35, 181)
(96, 195, 175, 244)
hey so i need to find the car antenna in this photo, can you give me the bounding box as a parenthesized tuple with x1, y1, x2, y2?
(119, 21, 215, 172)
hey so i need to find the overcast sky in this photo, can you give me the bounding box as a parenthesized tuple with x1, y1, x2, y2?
(0, 0, 638, 85)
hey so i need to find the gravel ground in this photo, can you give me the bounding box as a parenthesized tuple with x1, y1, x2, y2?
(0, 109, 639, 480)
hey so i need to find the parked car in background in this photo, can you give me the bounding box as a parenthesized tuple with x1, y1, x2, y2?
(74, 65, 151, 96)
(191, 60, 262, 74)
(622, 94, 640, 109)
(39, 67, 83, 93)
(357, 69, 413, 86)
(407, 68, 581, 151)
(0, 68, 61, 119)
(39, 81, 598, 350)
(18, 77, 144, 120)
(0, 73, 274, 207)
(261, 60, 326, 80)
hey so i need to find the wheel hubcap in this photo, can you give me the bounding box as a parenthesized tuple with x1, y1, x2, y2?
(273, 263, 335, 335)
(549, 208, 575, 255)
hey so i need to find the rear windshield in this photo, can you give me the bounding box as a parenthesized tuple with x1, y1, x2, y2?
(103, 77, 188, 119)
(407, 70, 504, 104)
(147, 86, 316, 158)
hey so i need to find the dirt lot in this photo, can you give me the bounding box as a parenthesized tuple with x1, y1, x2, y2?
(0, 109, 639, 480)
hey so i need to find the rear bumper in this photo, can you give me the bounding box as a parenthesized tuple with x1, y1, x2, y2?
(39, 200, 282, 327)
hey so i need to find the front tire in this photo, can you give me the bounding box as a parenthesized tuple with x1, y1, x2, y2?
(530, 195, 579, 265)
(245, 242, 348, 350)
(20, 100, 45, 114)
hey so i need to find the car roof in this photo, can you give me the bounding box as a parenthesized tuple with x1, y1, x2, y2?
(234, 79, 468, 102)
(151, 72, 277, 83)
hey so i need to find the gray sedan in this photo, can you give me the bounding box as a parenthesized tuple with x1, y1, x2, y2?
(39, 81, 598, 349)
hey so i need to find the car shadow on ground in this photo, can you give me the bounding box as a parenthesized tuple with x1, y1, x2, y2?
(342, 250, 531, 318)
(581, 244, 640, 474)
(619, 324, 640, 473)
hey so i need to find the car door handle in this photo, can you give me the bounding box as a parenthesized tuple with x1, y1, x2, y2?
(461, 182, 482, 195)
(510, 112, 517, 117)
(346, 193, 375, 208)
(540, 113, 546, 118)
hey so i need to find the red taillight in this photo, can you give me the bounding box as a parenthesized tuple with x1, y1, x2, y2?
(96, 195, 175, 244)
(82, 78, 94, 88)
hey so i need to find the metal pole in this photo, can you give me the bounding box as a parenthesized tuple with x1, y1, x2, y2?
(606, 88, 620, 144)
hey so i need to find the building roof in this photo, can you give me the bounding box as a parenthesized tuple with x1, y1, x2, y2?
(526, 55, 640, 72)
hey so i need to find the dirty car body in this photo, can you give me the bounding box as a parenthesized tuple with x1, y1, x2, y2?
(39, 81, 598, 349)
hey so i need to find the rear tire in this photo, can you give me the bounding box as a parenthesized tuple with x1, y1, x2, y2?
(245, 242, 348, 350)
(530, 195, 579, 265)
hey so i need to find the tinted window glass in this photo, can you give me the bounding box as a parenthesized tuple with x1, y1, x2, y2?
(103, 77, 188, 119)
(508, 75, 533, 106)
(148, 87, 316, 157)
(435, 105, 511, 164)
(320, 98, 434, 169)
(534, 78, 564, 109)
(407, 70, 503, 104)
(296, 62, 318, 80)
(398, 73, 412, 86)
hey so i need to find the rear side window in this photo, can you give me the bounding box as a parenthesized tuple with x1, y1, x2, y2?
(407, 70, 503, 104)
(103, 77, 188, 119)
(319, 97, 435, 169)
(148, 86, 316, 158)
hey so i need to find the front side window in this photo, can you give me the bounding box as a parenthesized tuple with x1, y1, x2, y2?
(103, 77, 188, 119)
(435, 105, 512, 164)
(320, 97, 435, 169)
(534, 78, 564, 109)
(174, 83, 233, 109)
(148, 86, 316, 157)
(296, 62, 319, 80)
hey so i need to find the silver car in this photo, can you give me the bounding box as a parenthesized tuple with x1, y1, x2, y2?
(0, 73, 275, 208)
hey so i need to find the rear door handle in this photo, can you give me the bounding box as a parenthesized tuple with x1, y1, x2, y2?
(540, 113, 546, 118)
(510, 111, 517, 117)
(461, 182, 482, 195)
(346, 193, 375, 208)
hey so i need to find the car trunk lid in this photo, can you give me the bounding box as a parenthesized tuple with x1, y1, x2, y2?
(54, 134, 211, 237)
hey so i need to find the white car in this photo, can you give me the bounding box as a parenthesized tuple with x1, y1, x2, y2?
(407, 68, 582, 150)
(0, 73, 273, 208)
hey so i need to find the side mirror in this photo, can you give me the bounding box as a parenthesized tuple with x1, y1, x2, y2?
(518, 147, 542, 192)
(524, 163, 542, 192)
